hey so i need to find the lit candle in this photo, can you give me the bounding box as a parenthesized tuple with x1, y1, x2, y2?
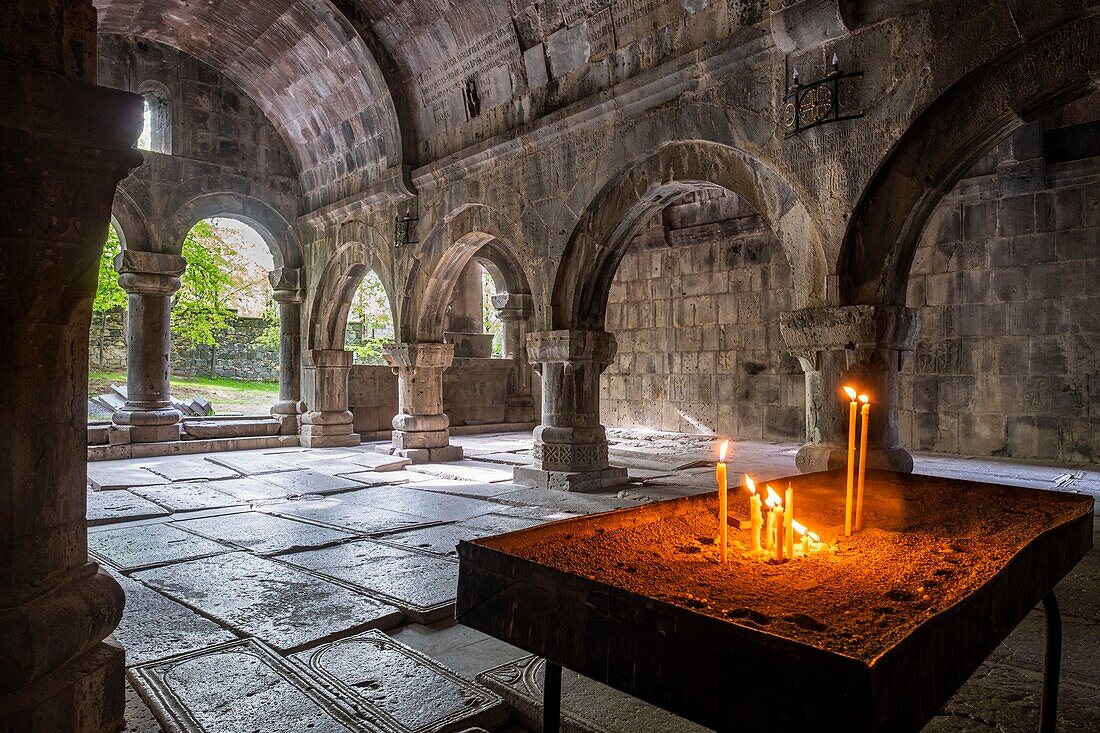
(717, 441, 729, 563)
(746, 475, 762, 553)
(765, 501, 776, 555)
(784, 484, 795, 560)
(855, 395, 870, 532)
(843, 386, 858, 536)
(774, 503, 785, 562)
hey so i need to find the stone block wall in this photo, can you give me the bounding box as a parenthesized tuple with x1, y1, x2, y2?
(601, 190, 805, 440)
(901, 147, 1100, 463)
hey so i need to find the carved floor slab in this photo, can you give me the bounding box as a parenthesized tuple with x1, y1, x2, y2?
(87, 488, 170, 525)
(173, 511, 357, 555)
(90, 521, 230, 571)
(291, 630, 508, 733)
(282, 540, 458, 623)
(129, 638, 376, 733)
(133, 551, 402, 652)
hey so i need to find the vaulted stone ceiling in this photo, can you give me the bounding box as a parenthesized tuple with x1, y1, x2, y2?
(94, 0, 404, 209)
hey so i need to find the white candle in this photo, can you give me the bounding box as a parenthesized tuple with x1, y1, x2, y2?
(856, 395, 870, 532)
(844, 386, 858, 537)
(717, 441, 728, 564)
(746, 476, 762, 554)
(784, 485, 795, 560)
(774, 505, 785, 562)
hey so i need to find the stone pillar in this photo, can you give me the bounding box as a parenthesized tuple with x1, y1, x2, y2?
(513, 330, 628, 492)
(300, 349, 360, 448)
(780, 305, 921, 474)
(491, 292, 536, 423)
(269, 267, 304, 434)
(382, 343, 464, 463)
(111, 250, 186, 443)
(0, 27, 142, 731)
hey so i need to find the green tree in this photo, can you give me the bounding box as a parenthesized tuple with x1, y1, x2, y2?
(349, 271, 393, 364)
(91, 225, 128, 368)
(482, 269, 504, 357)
(253, 300, 281, 351)
(173, 222, 248, 373)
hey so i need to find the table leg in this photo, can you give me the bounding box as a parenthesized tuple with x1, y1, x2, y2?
(544, 659, 562, 733)
(1039, 591, 1062, 733)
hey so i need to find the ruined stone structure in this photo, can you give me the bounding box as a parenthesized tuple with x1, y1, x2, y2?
(4, 0, 1100, 729)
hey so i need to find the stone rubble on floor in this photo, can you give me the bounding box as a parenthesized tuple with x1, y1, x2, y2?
(92, 432, 1100, 733)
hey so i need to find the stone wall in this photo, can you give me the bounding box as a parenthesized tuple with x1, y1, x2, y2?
(601, 190, 805, 440)
(901, 135, 1100, 464)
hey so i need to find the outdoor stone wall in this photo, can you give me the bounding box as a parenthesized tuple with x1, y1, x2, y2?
(901, 134, 1100, 464)
(601, 190, 805, 440)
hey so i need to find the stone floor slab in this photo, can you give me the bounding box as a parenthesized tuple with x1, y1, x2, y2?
(140, 459, 242, 482)
(491, 487, 646, 516)
(263, 495, 434, 535)
(133, 552, 402, 652)
(204, 452, 306, 475)
(199, 476, 295, 501)
(90, 522, 230, 571)
(377, 514, 542, 558)
(282, 540, 458, 623)
(88, 463, 166, 491)
(341, 452, 413, 472)
(389, 622, 528, 685)
(108, 570, 236, 666)
(259, 469, 367, 496)
(409, 479, 522, 499)
(406, 460, 515, 483)
(343, 485, 504, 522)
(291, 629, 507, 733)
(173, 511, 357, 555)
(88, 489, 171, 526)
(129, 638, 369, 733)
(130, 483, 246, 512)
(470, 452, 533, 467)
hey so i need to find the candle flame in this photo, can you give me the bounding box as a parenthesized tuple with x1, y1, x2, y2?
(859, 394, 869, 404)
(792, 519, 808, 536)
(719, 440, 729, 462)
(808, 532, 821, 543)
(765, 485, 783, 506)
(843, 386, 858, 400)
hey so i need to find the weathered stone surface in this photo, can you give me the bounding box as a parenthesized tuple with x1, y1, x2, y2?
(259, 469, 367, 496)
(87, 463, 165, 491)
(263, 495, 434, 535)
(199, 476, 295, 501)
(407, 460, 515, 483)
(133, 552, 403, 652)
(87, 488, 171, 526)
(173, 511, 357, 555)
(343, 486, 505, 523)
(129, 639, 364, 733)
(410, 479, 524, 499)
(204, 452, 305, 475)
(342, 452, 413, 472)
(389, 622, 527, 685)
(140, 459, 241, 482)
(129, 483, 245, 512)
(377, 514, 542, 557)
(89, 522, 229, 571)
(282, 541, 458, 623)
(291, 630, 508, 733)
(123, 681, 166, 733)
(107, 570, 235, 666)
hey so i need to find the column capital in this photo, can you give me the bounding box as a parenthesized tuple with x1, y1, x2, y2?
(779, 305, 920, 371)
(526, 329, 616, 367)
(383, 342, 455, 371)
(113, 250, 186, 296)
(270, 267, 304, 303)
(303, 348, 353, 368)
(490, 291, 533, 320)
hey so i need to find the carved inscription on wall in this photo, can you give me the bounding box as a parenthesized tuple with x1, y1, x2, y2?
(415, 29, 522, 110)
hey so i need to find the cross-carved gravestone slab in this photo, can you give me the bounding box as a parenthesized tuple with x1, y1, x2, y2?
(291, 629, 507, 733)
(107, 570, 236, 666)
(133, 552, 402, 652)
(90, 522, 229, 571)
(129, 638, 373, 733)
(282, 541, 458, 623)
(173, 511, 356, 555)
(87, 489, 170, 526)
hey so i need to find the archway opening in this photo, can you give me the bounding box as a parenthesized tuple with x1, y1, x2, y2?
(347, 269, 395, 365)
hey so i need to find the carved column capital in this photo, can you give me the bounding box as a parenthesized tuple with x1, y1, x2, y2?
(526, 329, 617, 372)
(490, 292, 533, 321)
(780, 305, 921, 372)
(269, 267, 304, 303)
(113, 250, 187, 296)
(383, 342, 455, 372)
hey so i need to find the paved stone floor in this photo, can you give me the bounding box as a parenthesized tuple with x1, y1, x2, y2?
(89, 431, 1100, 732)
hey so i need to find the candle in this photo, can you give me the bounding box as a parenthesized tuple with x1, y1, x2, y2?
(717, 441, 729, 563)
(856, 395, 870, 531)
(843, 386, 858, 536)
(784, 484, 795, 560)
(746, 475, 762, 553)
(801, 533, 811, 555)
(765, 505, 776, 554)
(774, 504, 785, 562)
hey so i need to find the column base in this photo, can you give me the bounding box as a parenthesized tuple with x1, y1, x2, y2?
(378, 444, 465, 464)
(109, 423, 181, 444)
(299, 424, 359, 448)
(512, 465, 628, 493)
(0, 640, 125, 733)
(796, 444, 914, 474)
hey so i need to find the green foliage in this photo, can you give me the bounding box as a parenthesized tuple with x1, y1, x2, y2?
(93, 225, 128, 314)
(482, 269, 504, 357)
(173, 221, 247, 348)
(350, 270, 393, 334)
(352, 337, 388, 365)
(253, 300, 281, 351)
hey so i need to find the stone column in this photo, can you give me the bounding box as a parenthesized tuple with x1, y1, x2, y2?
(300, 349, 360, 448)
(0, 33, 142, 731)
(269, 267, 304, 434)
(382, 343, 464, 463)
(491, 292, 536, 423)
(111, 250, 187, 443)
(513, 330, 628, 492)
(780, 305, 921, 474)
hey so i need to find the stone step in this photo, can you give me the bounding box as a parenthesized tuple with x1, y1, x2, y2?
(183, 417, 281, 439)
(479, 656, 710, 733)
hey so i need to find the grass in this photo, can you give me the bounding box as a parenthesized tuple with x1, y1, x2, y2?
(89, 370, 279, 416)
